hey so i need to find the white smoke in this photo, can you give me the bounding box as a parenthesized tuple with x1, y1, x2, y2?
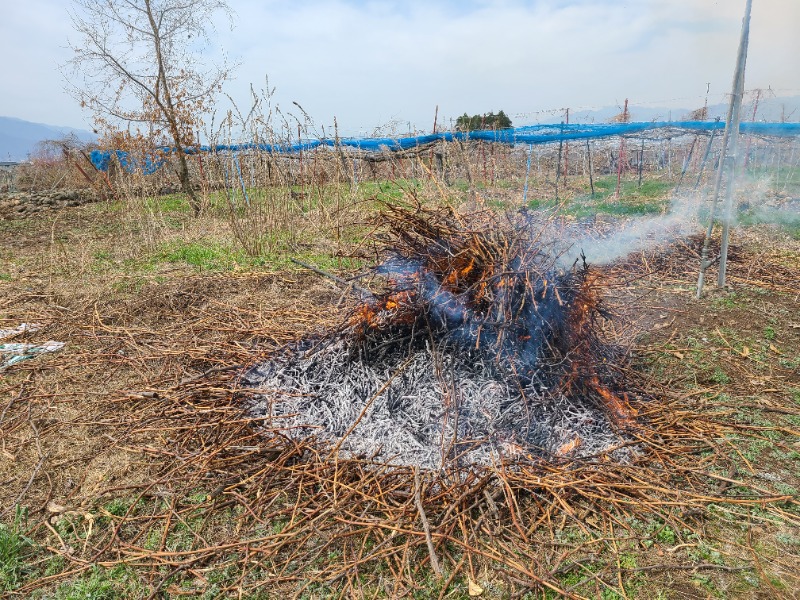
(551, 168, 800, 267)
(556, 196, 704, 267)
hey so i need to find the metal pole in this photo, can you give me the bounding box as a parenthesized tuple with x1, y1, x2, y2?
(696, 0, 752, 297)
(717, 0, 753, 289)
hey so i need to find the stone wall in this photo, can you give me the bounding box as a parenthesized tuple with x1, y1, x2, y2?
(0, 190, 98, 219)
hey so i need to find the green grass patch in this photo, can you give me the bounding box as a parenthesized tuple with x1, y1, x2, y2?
(712, 291, 741, 309)
(156, 240, 246, 271)
(745, 165, 800, 193)
(592, 175, 674, 200)
(0, 506, 35, 593)
(530, 175, 674, 219)
(154, 237, 363, 275)
(144, 193, 191, 213)
(50, 565, 145, 600)
(358, 180, 420, 205)
(143, 191, 229, 214)
(595, 197, 665, 216)
(104, 498, 133, 518)
(526, 197, 559, 211)
(737, 204, 800, 239)
(0, 218, 32, 233)
(86, 199, 126, 214)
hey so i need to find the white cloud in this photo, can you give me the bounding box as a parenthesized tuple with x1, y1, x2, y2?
(1, 0, 797, 133)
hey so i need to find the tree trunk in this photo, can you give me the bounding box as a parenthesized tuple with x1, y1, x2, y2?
(145, 0, 201, 215)
(175, 148, 199, 215)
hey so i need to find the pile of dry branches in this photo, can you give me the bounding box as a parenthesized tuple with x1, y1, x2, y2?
(4, 218, 797, 598)
(242, 206, 641, 469)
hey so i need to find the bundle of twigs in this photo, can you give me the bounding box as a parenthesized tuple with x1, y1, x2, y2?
(363, 204, 628, 400)
(242, 205, 640, 467)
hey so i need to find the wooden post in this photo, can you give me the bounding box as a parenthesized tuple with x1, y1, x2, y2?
(429, 105, 438, 180)
(490, 137, 496, 186)
(743, 88, 761, 170)
(586, 139, 595, 197)
(675, 135, 699, 191)
(298, 123, 305, 200)
(555, 121, 564, 200)
(667, 136, 672, 179)
(480, 114, 488, 185)
(693, 126, 719, 190)
(523, 143, 533, 204)
(334, 117, 343, 245)
(615, 98, 628, 198)
(563, 108, 569, 184)
(638, 138, 645, 187)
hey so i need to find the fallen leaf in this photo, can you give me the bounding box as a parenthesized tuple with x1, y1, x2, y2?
(46, 501, 66, 514)
(671, 351, 685, 360)
(741, 346, 750, 357)
(769, 344, 782, 354)
(468, 579, 484, 597)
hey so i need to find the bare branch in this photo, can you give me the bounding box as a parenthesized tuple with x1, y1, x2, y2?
(65, 0, 236, 215)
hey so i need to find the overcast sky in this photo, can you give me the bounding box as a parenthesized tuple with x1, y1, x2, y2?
(2, 0, 798, 136)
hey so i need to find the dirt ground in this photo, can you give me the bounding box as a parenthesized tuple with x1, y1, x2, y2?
(1, 200, 799, 599)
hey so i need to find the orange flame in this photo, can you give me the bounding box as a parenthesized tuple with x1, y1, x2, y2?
(384, 290, 412, 311)
(350, 304, 379, 329)
(589, 376, 638, 429)
(459, 258, 475, 278)
(555, 436, 582, 456)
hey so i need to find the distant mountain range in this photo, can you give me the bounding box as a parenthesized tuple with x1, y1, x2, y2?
(539, 95, 800, 125)
(0, 117, 96, 162)
(3, 96, 798, 161)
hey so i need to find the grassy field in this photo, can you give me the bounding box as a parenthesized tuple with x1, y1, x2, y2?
(1, 172, 799, 599)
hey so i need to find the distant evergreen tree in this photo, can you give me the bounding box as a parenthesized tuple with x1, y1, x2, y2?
(456, 110, 512, 131)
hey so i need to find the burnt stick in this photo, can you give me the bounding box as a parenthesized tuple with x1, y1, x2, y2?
(290, 258, 375, 301)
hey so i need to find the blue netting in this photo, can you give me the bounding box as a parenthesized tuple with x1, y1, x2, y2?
(90, 149, 166, 175)
(89, 121, 800, 174)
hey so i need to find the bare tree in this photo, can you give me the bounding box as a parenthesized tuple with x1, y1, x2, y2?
(67, 0, 234, 214)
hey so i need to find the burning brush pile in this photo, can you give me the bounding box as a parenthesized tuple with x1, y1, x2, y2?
(241, 206, 640, 470)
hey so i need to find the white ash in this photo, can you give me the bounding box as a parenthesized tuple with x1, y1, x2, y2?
(239, 338, 634, 471)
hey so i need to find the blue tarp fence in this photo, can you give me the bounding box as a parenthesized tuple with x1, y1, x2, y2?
(90, 121, 800, 175)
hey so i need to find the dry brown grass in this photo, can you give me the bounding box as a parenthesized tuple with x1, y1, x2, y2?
(1, 190, 799, 598)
